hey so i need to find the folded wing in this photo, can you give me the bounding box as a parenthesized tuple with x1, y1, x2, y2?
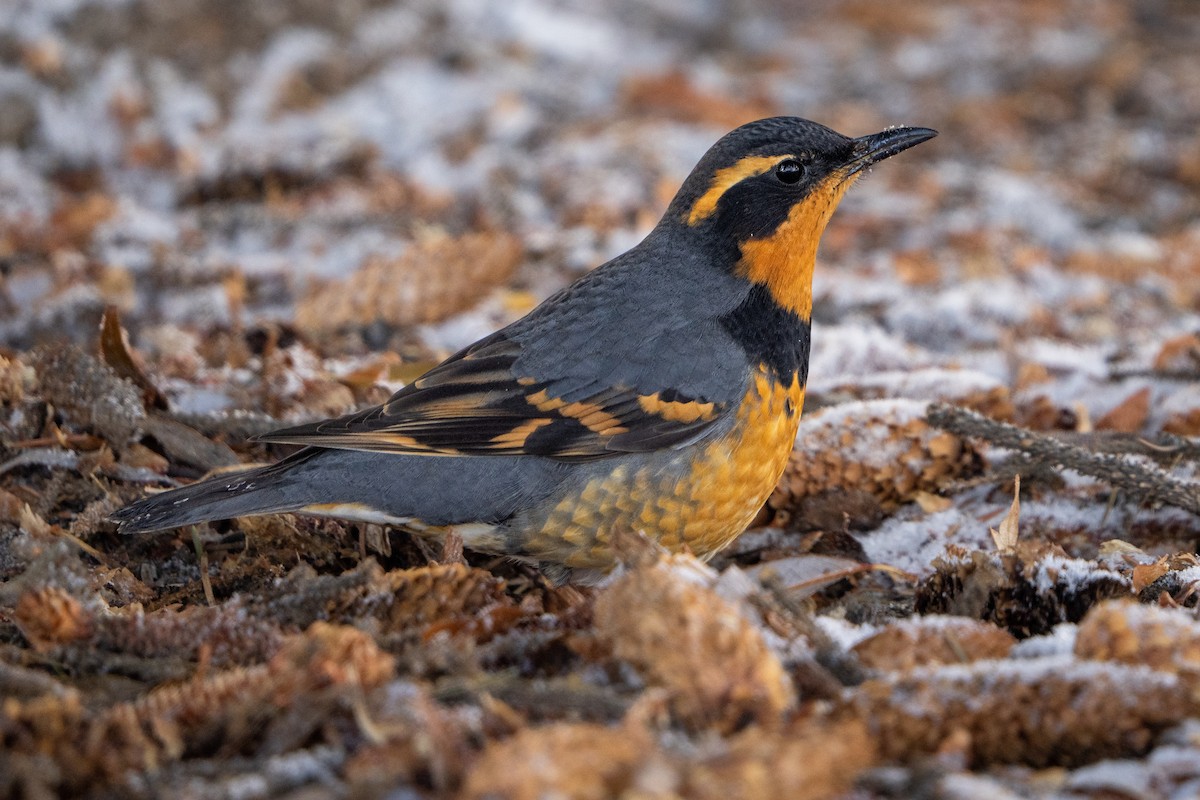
(256, 334, 729, 461)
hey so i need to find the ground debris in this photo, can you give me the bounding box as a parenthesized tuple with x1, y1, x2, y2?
(769, 399, 982, 530)
(916, 544, 1131, 637)
(928, 403, 1200, 516)
(294, 231, 523, 335)
(0, 622, 393, 795)
(852, 614, 1016, 672)
(259, 558, 512, 637)
(1, 0, 1198, 796)
(28, 344, 145, 447)
(593, 549, 795, 733)
(842, 655, 1195, 768)
(1075, 600, 1200, 689)
(461, 714, 875, 800)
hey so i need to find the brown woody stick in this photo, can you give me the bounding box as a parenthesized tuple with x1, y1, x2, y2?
(926, 403, 1200, 516)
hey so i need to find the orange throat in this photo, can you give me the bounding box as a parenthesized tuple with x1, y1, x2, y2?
(736, 173, 858, 319)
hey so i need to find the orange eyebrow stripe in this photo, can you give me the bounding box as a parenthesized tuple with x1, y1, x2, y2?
(687, 155, 785, 226)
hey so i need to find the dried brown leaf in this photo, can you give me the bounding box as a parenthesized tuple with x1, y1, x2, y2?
(990, 475, 1020, 553)
(1131, 560, 1171, 593)
(1153, 333, 1200, 371)
(463, 719, 658, 800)
(119, 442, 169, 473)
(0, 487, 25, 521)
(1164, 408, 1200, 436)
(683, 718, 876, 800)
(1095, 387, 1152, 433)
(914, 490, 953, 513)
(47, 192, 116, 250)
(98, 306, 168, 411)
(0, 354, 32, 405)
(1015, 362, 1052, 391)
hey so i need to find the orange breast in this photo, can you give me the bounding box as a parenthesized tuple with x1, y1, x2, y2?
(523, 368, 804, 568)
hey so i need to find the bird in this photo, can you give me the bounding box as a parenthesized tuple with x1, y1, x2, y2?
(113, 116, 937, 584)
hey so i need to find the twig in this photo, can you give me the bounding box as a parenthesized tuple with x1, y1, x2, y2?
(0, 447, 177, 485)
(1108, 367, 1200, 382)
(7, 433, 104, 450)
(0, 447, 80, 476)
(439, 529, 466, 565)
(927, 403, 1200, 517)
(192, 528, 216, 606)
(165, 409, 284, 441)
(1049, 431, 1200, 464)
(0, 653, 74, 699)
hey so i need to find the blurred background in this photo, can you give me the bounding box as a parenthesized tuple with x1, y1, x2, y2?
(0, 0, 1197, 431)
(2, 7, 1200, 794)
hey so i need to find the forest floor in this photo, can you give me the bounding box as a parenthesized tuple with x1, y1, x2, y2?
(2, 0, 1200, 797)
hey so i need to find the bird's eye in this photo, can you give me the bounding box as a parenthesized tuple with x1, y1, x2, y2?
(775, 159, 805, 184)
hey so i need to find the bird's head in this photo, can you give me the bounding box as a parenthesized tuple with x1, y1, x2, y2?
(666, 116, 936, 320)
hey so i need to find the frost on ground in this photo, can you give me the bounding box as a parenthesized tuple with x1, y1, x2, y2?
(1, 0, 1200, 798)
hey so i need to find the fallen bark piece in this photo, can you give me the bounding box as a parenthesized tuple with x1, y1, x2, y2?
(138, 415, 240, 471)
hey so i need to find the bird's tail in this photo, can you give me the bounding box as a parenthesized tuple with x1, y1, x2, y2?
(110, 451, 318, 533)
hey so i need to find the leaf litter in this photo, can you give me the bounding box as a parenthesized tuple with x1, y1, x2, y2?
(1, 0, 1200, 798)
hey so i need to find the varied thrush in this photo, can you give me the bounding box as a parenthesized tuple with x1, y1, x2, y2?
(114, 117, 936, 583)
